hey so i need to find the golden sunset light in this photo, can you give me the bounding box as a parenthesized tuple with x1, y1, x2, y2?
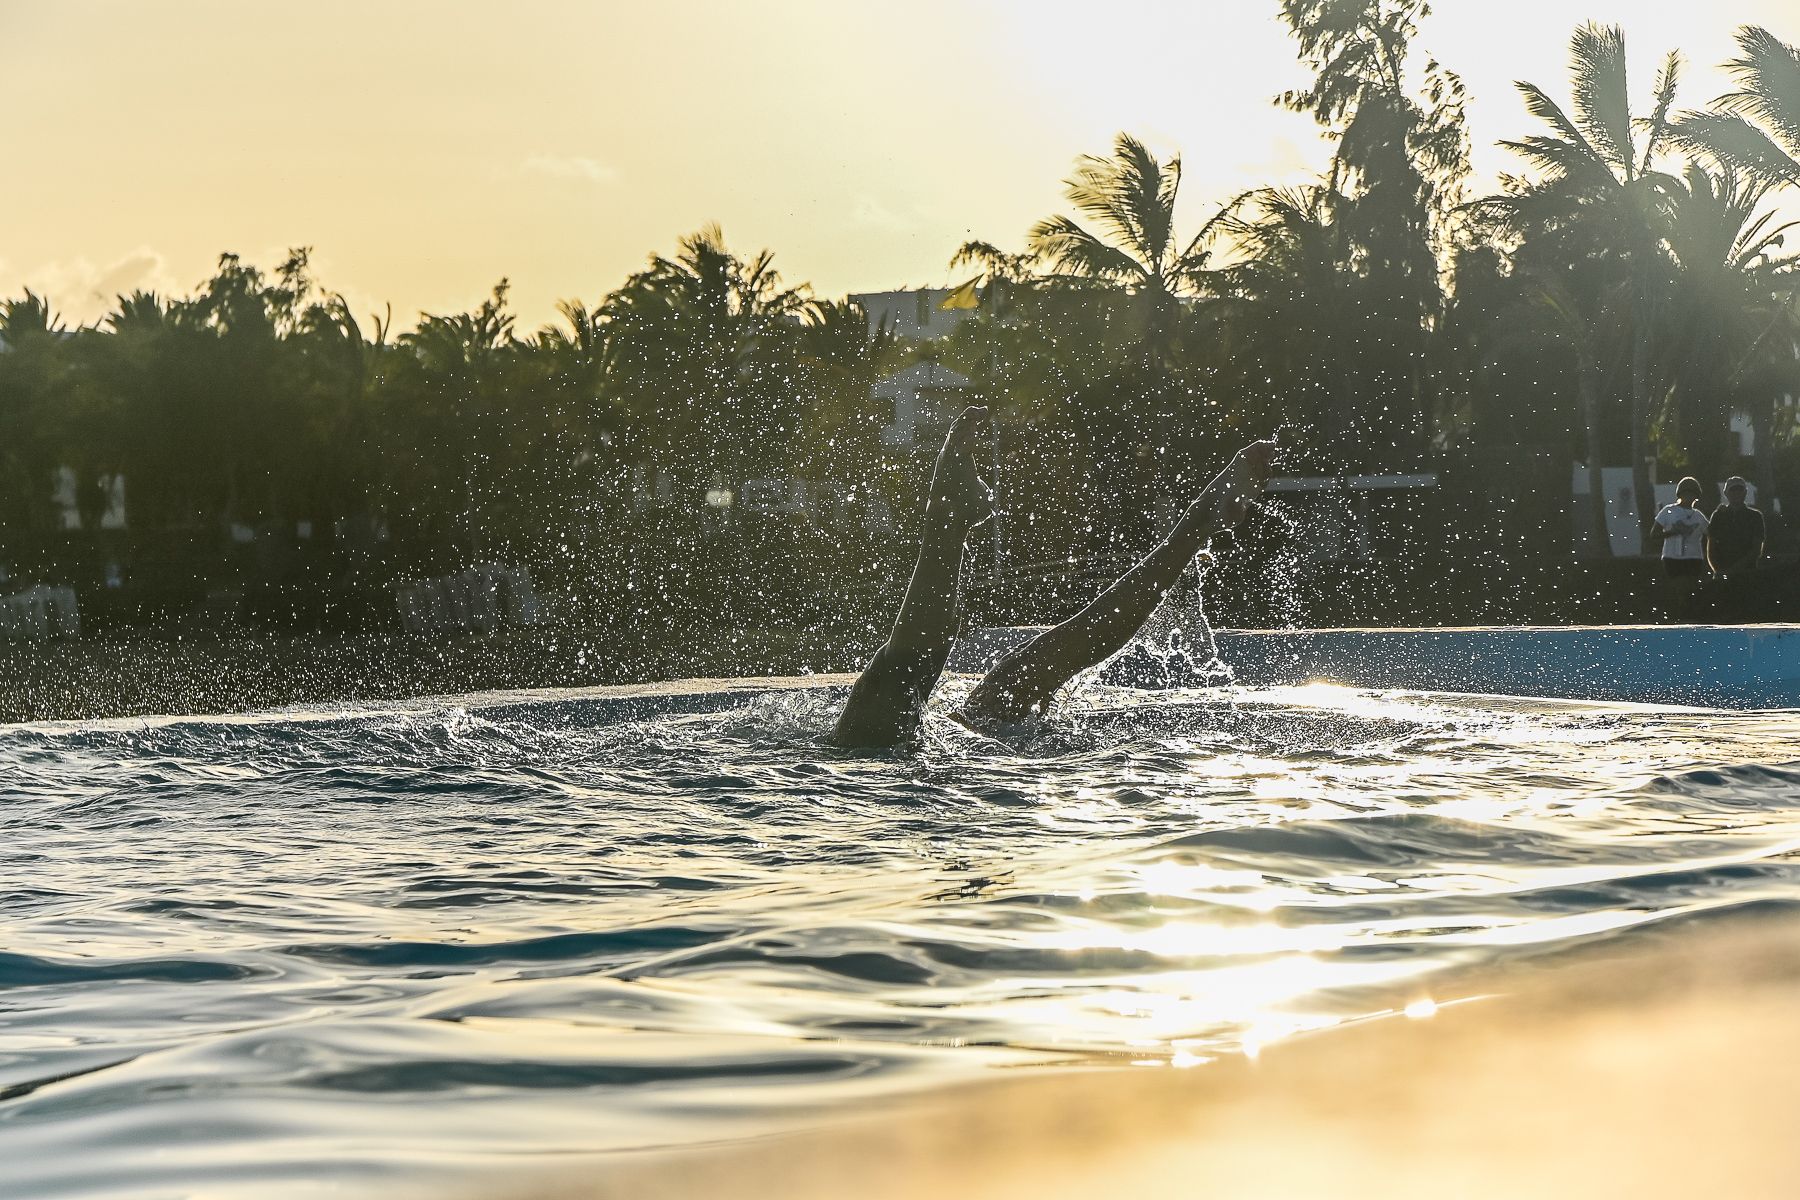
(5, 0, 1794, 326)
(8, 3, 1800, 1197)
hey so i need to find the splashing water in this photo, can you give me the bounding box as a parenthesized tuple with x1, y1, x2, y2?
(5, 680, 1800, 1197)
(1097, 558, 1234, 691)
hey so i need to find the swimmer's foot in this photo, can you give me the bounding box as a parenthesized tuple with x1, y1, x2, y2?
(1171, 438, 1277, 552)
(924, 406, 995, 537)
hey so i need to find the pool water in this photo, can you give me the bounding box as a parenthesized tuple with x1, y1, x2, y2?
(5, 680, 1800, 1198)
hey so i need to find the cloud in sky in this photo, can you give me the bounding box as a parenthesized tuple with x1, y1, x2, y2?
(14, 249, 177, 325)
(520, 154, 618, 185)
(850, 196, 916, 233)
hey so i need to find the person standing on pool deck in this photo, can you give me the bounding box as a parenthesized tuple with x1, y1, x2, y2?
(832, 406, 1275, 748)
(1648, 477, 1708, 579)
(1707, 476, 1765, 579)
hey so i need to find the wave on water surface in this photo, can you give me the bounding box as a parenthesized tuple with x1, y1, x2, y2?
(4, 680, 1800, 1197)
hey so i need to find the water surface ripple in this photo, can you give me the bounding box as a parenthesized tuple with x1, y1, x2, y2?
(4, 681, 1800, 1197)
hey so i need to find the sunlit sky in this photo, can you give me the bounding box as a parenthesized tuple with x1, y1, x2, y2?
(3, 1, 1794, 330)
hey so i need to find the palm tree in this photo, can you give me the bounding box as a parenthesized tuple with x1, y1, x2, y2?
(1471, 171, 1655, 556)
(159, 252, 322, 529)
(0, 292, 70, 532)
(1677, 26, 1800, 187)
(944, 240, 1039, 324)
(1211, 186, 1357, 450)
(526, 298, 634, 519)
(1024, 133, 1221, 364)
(298, 294, 393, 528)
(397, 282, 517, 559)
(88, 290, 178, 529)
(599, 225, 810, 483)
(784, 298, 898, 487)
(969, 133, 1234, 526)
(1497, 22, 1683, 542)
(1661, 164, 1800, 493)
(1278, 0, 1470, 456)
(534, 299, 613, 443)
(538, 299, 604, 372)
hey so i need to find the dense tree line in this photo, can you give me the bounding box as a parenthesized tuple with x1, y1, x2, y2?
(0, 238, 895, 559)
(3, 5, 1799, 622)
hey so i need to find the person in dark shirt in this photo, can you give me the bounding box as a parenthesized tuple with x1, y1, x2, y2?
(1707, 476, 1766, 578)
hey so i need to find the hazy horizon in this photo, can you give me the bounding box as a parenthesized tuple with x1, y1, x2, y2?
(5, 0, 1794, 330)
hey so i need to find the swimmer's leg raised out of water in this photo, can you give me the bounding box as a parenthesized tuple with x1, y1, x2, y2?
(962, 439, 1276, 723)
(832, 407, 994, 748)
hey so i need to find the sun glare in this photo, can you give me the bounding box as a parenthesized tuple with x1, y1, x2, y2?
(1404, 997, 1439, 1020)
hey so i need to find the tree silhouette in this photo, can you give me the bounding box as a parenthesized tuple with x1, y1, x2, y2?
(0, 292, 71, 533)
(1025, 133, 1222, 364)
(1678, 26, 1800, 186)
(1493, 23, 1684, 537)
(1277, 0, 1469, 459)
(599, 225, 809, 485)
(1661, 164, 1800, 492)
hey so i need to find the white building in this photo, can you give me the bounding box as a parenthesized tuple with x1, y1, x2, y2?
(848, 288, 977, 341)
(872, 362, 975, 450)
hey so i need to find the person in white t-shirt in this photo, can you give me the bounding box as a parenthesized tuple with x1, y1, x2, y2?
(1648, 476, 1709, 578)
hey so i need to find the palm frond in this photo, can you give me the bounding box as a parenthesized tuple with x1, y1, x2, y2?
(1728, 191, 1800, 270)
(1636, 50, 1683, 177)
(106, 290, 168, 334)
(1737, 215, 1800, 272)
(950, 240, 1033, 279)
(1718, 25, 1800, 156)
(0, 290, 65, 339)
(1498, 136, 1616, 189)
(1062, 133, 1173, 272)
(1167, 202, 1240, 292)
(1674, 111, 1800, 184)
(1154, 152, 1184, 273)
(1569, 22, 1636, 178)
(1027, 214, 1147, 284)
(1514, 80, 1592, 154)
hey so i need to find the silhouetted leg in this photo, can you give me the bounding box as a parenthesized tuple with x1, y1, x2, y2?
(964, 441, 1275, 722)
(833, 408, 993, 748)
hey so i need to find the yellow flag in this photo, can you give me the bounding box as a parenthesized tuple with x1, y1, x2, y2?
(939, 276, 982, 311)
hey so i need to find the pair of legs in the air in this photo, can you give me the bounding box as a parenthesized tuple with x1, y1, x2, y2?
(832, 406, 1275, 748)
